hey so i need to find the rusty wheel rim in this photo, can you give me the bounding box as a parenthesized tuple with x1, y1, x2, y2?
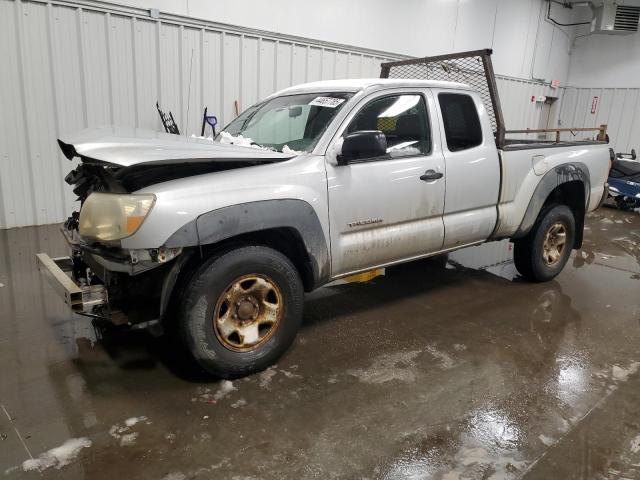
(542, 222, 567, 267)
(213, 274, 283, 352)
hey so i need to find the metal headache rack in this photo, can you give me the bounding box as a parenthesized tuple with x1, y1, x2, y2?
(380, 49, 608, 149)
(381, 49, 505, 147)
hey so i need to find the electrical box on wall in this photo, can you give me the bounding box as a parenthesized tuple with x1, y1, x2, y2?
(591, 1, 640, 34)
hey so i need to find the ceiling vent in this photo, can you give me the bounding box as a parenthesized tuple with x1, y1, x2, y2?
(592, 2, 640, 34)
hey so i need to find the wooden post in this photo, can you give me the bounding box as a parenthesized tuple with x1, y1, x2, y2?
(555, 130, 561, 143)
(598, 124, 607, 141)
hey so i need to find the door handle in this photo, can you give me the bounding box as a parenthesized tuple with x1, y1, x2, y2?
(420, 170, 443, 181)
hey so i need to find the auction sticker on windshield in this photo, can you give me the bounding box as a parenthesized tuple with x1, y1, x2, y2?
(309, 97, 346, 108)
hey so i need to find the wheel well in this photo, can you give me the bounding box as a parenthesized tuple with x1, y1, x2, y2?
(191, 227, 315, 292)
(542, 181, 586, 248)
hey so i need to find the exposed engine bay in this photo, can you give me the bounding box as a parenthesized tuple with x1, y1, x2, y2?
(60, 142, 287, 201)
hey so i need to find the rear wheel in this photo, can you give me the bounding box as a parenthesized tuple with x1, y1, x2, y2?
(178, 246, 303, 378)
(513, 204, 575, 282)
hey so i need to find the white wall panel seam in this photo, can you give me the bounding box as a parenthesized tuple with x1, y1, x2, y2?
(256, 37, 262, 103)
(45, 2, 67, 216)
(105, 13, 114, 124)
(14, 0, 38, 225)
(131, 17, 139, 127)
(219, 31, 225, 128)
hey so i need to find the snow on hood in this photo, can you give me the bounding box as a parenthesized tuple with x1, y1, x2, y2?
(199, 131, 304, 155)
(58, 127, 295, 168)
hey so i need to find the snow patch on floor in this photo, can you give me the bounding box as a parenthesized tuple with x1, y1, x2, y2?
(538, 434, 555, 446)
(213, 380, 237, 400)
(612, 361, 640, 382)
(631, 434, 640, 453)
(109, 415, 148, 445)
(119, 432, 139, 447)
(231, 398, 247, 409)
(426, 344, 455, 369)
(124, 416, 147, 427)
(259, 367, 278, 389)
(348, 350, 422, 384)
(161, 472, 187, 480)
(440, 446, 526, 480)
(281, 369, 302, 379)
(162, 459, 231, 480)
(22, 437, 92, 472)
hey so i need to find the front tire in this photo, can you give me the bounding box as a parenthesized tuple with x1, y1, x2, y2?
(179, 246, 303, 378)
(513, 204, 575, 282)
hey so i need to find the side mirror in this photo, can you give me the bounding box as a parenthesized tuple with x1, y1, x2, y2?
(338, 130, 387, 164)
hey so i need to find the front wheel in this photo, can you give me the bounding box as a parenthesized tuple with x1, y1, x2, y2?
(178, 246, 304, 378)
(513, 205, 576, 282)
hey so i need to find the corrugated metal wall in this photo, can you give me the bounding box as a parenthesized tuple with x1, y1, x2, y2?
(497, 76, 564, 130)
(558, 87, 640, 153)
(1, 0, 559, 229)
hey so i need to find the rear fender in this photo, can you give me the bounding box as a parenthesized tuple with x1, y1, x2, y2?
(512, 163, 590, 246)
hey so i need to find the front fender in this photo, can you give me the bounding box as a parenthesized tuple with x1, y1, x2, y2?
(164, 199, 330, 288)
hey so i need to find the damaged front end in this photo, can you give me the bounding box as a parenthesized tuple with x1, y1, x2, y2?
(37, 223, 185, 329)
(36, 127, 293, 328)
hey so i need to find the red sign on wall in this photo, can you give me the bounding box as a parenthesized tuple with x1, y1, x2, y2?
(551, 79, 560, 89)
(591, 96, 599, 114)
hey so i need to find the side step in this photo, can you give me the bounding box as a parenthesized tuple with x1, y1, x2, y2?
(35, 253, 107, 312)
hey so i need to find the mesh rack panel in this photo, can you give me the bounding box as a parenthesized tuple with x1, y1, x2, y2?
(380, 49, 505, 147)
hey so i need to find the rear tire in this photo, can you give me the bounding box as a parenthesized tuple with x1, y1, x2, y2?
(513, 204, 575, 282)
(178, 246, 303, 378)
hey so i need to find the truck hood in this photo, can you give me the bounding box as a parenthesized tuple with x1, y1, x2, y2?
(58, 126, 294, 167)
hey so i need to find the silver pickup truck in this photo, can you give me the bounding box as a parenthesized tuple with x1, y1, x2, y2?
(37, 50, 610, 377)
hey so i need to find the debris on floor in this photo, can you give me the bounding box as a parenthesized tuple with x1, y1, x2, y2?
(22, 437, 92, 472)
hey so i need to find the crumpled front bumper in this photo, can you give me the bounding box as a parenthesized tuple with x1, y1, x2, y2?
(35, 226, 178, 327)
(35, 253, 108, 313)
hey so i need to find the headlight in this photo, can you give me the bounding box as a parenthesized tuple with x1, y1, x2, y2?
(79, 193, 156, 242)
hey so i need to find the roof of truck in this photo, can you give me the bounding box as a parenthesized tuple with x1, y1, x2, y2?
(270, 78, 473, 97)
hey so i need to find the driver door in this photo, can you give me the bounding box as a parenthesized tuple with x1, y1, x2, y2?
(326, 89, 446, 276)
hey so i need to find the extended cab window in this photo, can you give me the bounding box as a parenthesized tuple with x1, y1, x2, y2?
(438, 93, 482, 152)
(346, 94, 430, 159)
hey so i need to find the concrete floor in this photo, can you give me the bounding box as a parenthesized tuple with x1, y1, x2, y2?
(1, 207, 640, 479)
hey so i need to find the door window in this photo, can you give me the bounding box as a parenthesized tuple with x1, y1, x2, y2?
(345, 94, 430, 159)
(438, 93, 483, 152)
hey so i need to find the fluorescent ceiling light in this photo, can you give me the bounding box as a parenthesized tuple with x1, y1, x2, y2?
(378, 95, 420, 118)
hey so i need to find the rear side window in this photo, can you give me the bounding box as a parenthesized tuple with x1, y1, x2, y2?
(438, 93, 482, 152)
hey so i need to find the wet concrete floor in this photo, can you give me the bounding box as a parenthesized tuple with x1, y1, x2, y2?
(1, 207, 640, 479)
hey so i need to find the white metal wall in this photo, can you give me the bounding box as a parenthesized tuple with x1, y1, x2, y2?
(0, 0, 560, 229)
(497, 76, 564, 131)
(558, 87, 640, 153)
